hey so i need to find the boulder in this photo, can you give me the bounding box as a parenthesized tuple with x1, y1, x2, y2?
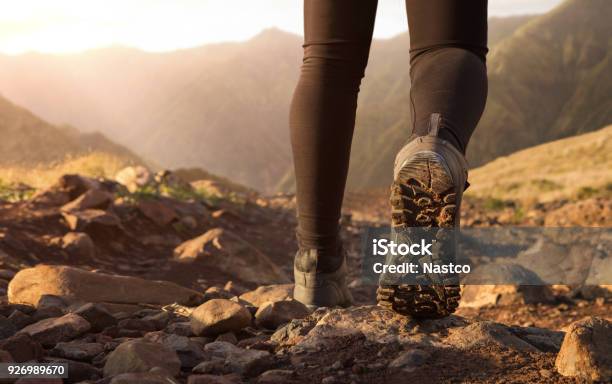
(204, 341, 275, 377)
(32, 174, 100, 206)
(18, 313, 90, 347)
(173, 228, 289, 284)
(61, 189, 113, 212)
(190, 299, 252, 337)
(103, 340, 181, 377)
(445, 321, 539, 353)
(255, 300, 310, 329)
(115, 166, 152, 192)
(8, 265, 203, 307)
(555, 317, 611, 381)
(239, 285, 293, 307)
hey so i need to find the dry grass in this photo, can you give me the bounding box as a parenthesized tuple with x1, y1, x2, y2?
(0, 152, 135, 190)
(466, 125, 612, 203)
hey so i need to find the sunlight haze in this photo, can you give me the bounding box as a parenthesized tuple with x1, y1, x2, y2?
(1, 0, 564, 54)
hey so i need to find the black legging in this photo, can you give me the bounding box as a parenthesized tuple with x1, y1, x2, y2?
(290, 0, 488, 263)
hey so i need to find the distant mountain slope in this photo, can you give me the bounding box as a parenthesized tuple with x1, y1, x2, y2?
(0, 95, 141, 166)
(467, 125, 612, 202)
(468, 0, 612, 168)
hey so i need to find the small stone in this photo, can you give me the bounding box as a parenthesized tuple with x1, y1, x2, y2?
(555, 317, 611, 381)
(215, 332, 238, 345)
(110, 372, 173, 384)
(61, 189, 113, 212)
(190, 299, 252, 337)
(258, 369, 295, 383)
(7, 310, 33, 329)
(203, 287, 235, 301)
(389, 350, 431, 372)
(187, 374, 242, 384)
(0, 315, 17, 339)
(144, 332, 206, 369)
(73, 303, 118, 332)
(51, 341, 104, 361)
(115, 166, 152, 192)
(62, 209, 121, 232)
(0, 333, 44, 362)
(0, 269, 15, 280)
(204, 341, 275, 377)
(103, 339, 181, 377)
(255, 300, 310, 329)
(0, 350, 13, 363)
(321, 376, 336, 384)
(239, 285, 293, 307)
(166, 321, 194, 336)
(539, 369, 553, 378)
(18, 313, 90, 347)
(138, 200, 178, 227)
(61, 232, 96, 258)
(118, 318, 159, 332)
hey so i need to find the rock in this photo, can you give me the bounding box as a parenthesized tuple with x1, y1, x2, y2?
(203, 287, 235, 301)
(51, 341, 104, 361)
(0, 333, 44, 362)
(204, 341, 275, 377)
(46, 357, 101, 382)
(295, 324, 366, 353)
(255, 300, 310, 329)
(173, 228, 289, 284)
(215, 332, 238, 345)
(0, 350, 12, 363)
(118, 318, 159, 332)
(460, 285, 554, 308)
(239, 285, 294, 307)
(388, 349, 432, 372)
(7, 310, 34, 329)
(72, 303, 117, 332)
(34, 295, 67, 320)
(18, 313, 91, 347)
(33, 174, 100, 206)
(507, 326, 565, 352)
(144, 332, 206, 369)
(61, 232, 96, 258)
(445, 321, 538, 353)
(0, 315, 17, 339)
(165, 322, 193, 336)
(62, 209, 121, 232)
(555, 317, 611, 381)
(103, 340, 181, 377)
(0, 269, 16, 280)
(110, 372, 174, 384)
(190, 299, 252, 337)
(8, 265, 203, 307)
(138, 200, 178, 226)
(258, 369, 295, 383)
(61, 189, 113, 212)
(115, 166, 152, 192)
(187, 374, 242, 384)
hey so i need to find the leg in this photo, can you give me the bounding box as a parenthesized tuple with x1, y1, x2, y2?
(378, 0, 488, 318)
(406, 0, 488, 153)
(290, 0, 377, 271)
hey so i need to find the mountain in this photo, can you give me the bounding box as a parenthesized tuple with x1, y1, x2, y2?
(467, 124, 612, 202)
(1, 3, 605, 193)
(0, 94, 141, 168)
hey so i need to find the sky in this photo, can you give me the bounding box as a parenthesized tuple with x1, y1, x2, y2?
(0, 0, 564, 55)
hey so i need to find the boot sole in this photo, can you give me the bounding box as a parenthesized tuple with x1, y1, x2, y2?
(377, 152, 461, 318)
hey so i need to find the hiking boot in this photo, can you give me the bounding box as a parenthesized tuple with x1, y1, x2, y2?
(377, 113, 468, 318)
(293, 247, 353, 310)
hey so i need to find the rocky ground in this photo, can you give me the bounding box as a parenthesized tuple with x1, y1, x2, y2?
(0, 169, 610, 383)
